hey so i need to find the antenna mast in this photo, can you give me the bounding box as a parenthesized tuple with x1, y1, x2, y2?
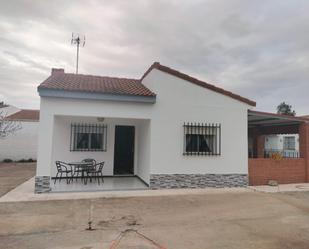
(71, 33, 85, 74)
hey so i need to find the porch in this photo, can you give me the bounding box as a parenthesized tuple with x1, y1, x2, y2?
(47, 115, 151, 192)
(248, 110, 309, 185)
(50, 176, 148, 192)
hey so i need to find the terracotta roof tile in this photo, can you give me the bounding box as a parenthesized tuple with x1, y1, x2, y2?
(300, 115, 309, 120)
(38, 72, 156, 97)
(141, 62, 256, 106)
(38, 62, 255, 106)
(6, 109, 39, 121)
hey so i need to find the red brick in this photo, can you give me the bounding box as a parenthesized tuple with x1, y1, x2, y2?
(249, 158, 306, 185)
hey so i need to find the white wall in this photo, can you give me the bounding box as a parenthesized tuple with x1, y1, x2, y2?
(0, 121, 38, 161)
(265, 135, 280, 150)
(265, 134, 299, 151)
(142, 69, 250, 174)
(136, 120, 151, 183)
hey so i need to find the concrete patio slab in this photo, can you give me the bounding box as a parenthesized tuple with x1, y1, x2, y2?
(50, 176, 148, 192)
(2, 176, 309, 203)
(0, 177, 251, 202)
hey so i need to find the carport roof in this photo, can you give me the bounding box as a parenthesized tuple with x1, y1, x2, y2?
(248, 110, 308, 128)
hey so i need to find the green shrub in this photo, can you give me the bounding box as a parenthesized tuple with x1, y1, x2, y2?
(16, 158, 37, 163)
(2, 159, 13, 163)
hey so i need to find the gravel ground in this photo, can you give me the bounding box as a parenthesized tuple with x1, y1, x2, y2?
(0, 162, 36, 197)
(0, 190, 309, 248)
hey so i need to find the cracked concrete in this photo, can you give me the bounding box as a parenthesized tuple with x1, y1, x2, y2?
(1, 191, 309, 248)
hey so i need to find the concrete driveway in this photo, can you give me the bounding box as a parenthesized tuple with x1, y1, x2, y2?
(1, 190, 309, 248)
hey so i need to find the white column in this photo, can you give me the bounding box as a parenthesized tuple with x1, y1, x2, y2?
(36, 108, 54, 176)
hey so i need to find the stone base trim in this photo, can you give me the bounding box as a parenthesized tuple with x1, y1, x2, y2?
(35, 176, 51, 193)
(150, 174, 248, 189)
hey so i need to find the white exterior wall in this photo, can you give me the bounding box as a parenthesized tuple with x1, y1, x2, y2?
(265, 135, 280, 150)
(142, 69, 250, 174)
(136, 120, 151, 183)
(265, 134, 299, 151)
(0, 121, 38, 161)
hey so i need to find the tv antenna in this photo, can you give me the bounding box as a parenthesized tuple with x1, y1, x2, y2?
(71, 33, 85, 74)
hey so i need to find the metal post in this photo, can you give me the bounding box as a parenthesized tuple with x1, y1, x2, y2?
(76, 37, 80, 74)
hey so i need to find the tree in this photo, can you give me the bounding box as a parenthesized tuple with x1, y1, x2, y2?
(0, 107, 22, 139)
(276, 102, 296, 116)
(0, 101, 8, 108)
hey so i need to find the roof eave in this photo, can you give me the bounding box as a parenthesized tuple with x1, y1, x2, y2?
(248, 110, 308, 122)
(141, 62, 256, 107)
(38, 88, 156, 104)
(5, 118, 39, 122)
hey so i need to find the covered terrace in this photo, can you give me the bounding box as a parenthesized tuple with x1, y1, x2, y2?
(248, 110, 309, 185)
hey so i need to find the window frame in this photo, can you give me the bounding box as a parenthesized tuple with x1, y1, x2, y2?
(70, 123, 107, 152)
(283, 136, 296, 151)
(183, 122, 221, 156)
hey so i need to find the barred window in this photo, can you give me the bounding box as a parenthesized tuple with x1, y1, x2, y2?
(183, 123, 221, 156)
(283, 136, 295, 150)
(70, 124, 107, 151)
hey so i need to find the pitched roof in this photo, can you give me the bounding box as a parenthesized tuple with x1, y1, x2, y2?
(38, 70, 156, 97)
(300, 115, 309, 120)
(141, 62, 256, 106)
(6, 109, 40, 121)
(38, 62, 255, 106)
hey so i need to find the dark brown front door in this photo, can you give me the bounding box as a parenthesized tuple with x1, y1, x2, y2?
(113, 126, 135, 175)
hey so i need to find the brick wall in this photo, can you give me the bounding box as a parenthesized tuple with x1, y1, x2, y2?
(248, 158, 306, 185)
(256, 135, 265, 158)
(299, 123, 309, 182)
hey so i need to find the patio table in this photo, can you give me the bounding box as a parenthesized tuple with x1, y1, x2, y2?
(68, 162, 94, 184)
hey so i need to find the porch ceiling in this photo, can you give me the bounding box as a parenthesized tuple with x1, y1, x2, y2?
(248, 110, 306, 128)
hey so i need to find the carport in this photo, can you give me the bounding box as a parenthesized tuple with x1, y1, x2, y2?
(248, 110, 309, 185)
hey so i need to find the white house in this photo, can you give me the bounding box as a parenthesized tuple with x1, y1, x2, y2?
(264, 134, 299, 158)
(35, 62, 256, 193)
(0, 109, 39, 161)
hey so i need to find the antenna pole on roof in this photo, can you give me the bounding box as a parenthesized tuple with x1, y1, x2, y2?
(71, 33, 86, 74)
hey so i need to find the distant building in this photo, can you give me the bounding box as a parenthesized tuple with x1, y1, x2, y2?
(262, 115, 309, 158)
(264, 134, 299, 158)
(0, 109, 40, 161)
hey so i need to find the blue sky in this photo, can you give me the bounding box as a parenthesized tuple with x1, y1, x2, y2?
(0, 0, 308, 114)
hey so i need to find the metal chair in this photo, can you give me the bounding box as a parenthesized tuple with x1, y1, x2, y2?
(87, 162, 105, 185)
(54, 161, 73, 184)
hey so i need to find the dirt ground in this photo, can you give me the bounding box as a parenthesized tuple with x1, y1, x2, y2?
(0, 163, 36, 196)
(1, 190, 309, 249)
